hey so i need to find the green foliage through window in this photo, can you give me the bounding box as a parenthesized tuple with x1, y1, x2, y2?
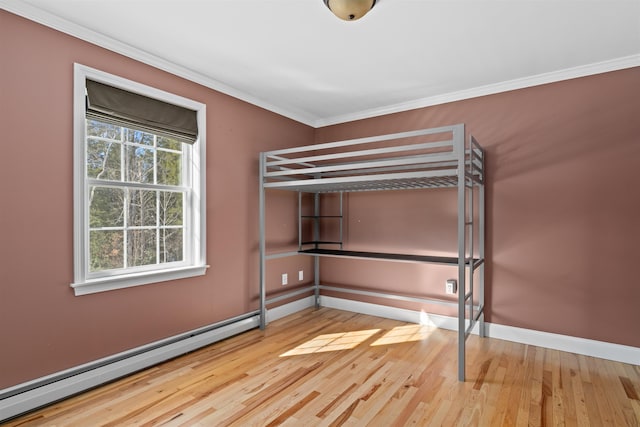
(86, 119, 185, 273)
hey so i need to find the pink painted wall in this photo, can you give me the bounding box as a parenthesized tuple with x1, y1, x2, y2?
(1, 8, 639, 393)
(0, 10, 313, 389)
(315, 67, 640, 348)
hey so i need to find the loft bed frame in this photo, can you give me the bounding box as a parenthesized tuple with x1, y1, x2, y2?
(258, 123, 485, 381)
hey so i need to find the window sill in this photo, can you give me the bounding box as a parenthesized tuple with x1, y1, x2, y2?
(71, 265, 209, 296)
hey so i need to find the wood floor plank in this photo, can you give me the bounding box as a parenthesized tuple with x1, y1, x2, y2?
(589, 357, 623, 426)
(4, 307, 639, 426)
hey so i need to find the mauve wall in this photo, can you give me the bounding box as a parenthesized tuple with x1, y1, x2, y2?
(315, 67, 640, 348)
(1, 9, 638, 393)
(0, 11, 313, 389)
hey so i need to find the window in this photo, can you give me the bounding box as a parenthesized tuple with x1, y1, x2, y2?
(72, 64, 207, 295)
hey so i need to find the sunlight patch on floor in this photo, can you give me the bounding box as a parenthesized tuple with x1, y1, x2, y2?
(370, 324, 434, 346)
(280, 329, 381, 357)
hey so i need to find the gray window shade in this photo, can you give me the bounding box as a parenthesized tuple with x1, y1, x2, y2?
(86, 79, 198, 144)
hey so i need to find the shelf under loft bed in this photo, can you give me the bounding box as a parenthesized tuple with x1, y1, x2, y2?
(300, 241, 343, 246)
(298, 248, 479, 266)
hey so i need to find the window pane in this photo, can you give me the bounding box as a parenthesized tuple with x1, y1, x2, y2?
(128, 189, 157, 227)
(90, 187, 124, 227)
(160, 228, 183, 263)
(157, 150, 182, 186)
(125, 145, 155, 183)
(87, 120, 121, 140)
(89, 230, 124, 272)
(159, 192, 183, 226)
(87, 139, 121, 180)
(157, 136, 182, 151)
(76, 68, 205, 294)
(127, 229, 157, 267)
(124, 128, 154, 145)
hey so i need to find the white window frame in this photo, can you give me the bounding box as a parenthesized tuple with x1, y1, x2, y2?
(72, 64, 207, 296)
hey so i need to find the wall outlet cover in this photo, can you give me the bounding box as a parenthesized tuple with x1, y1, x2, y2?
(446, 279, 457, 295)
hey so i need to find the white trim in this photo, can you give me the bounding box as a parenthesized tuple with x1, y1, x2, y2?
(0, 315, 259, 422)
(72, 64, 207, 295)
(266, 296, 315, 323)
(315, 54, 640, 127)
(2, 1, 638, 128)
(0, 297, 314, 422)
(2, 296, 637, 421)
(487, 323, 640, 366)
(0, 296, 315, 423)
(71, 265, 209, 296)
(320, 296, 640, 366)
(0, 0, 318, 127)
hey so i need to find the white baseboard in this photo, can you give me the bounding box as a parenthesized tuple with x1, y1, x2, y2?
(3, 296, 638, 422)
(0, 297, 314, 422)
(487, 323, 640, 366)
(320, 296, 640, 366)
(0, 315, 259, 422)
(267, 296, 316, 323)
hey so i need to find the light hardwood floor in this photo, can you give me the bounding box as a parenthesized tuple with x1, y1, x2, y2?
(6, 308, 640, 426)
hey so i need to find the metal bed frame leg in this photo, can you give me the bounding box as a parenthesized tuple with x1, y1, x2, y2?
(456, 124, 466, 382)
(314, 192, 321, 308)
(259, 154, 267, 330)
(479, 153, 486, 338)
(314, 257, 320, 308)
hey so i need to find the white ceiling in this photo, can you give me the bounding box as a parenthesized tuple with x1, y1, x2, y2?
(4, 0, 640, 127)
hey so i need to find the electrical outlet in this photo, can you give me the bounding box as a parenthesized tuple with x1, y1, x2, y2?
(298, 270, 304, 281)
(445, 279, 457, 295)
(282, 273, 288, 286)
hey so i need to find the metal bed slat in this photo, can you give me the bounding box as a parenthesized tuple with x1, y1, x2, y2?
(265, 140, 454, 168)
(266, 154, 316, 168)
(317, 159, 459, 178)
(265, 180, 458, 194)
(265, 285, 316, 305)
(262, 125, 459, 157)
(264, 169, 458, 191)
(319, 285, 476, 309)
(264, 153, 458, 178)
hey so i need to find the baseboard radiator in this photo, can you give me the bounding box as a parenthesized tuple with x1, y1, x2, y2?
(0, 312, 260, 422)
(3, 295, 639, 422)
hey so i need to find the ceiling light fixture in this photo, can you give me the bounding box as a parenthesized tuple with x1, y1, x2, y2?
(324, 0, 376, 21)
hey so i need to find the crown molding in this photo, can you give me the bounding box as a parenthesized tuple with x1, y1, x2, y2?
(314, 54, 640, 127)
(3, 1, 638, 129)
(0, 0, 318, 127)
